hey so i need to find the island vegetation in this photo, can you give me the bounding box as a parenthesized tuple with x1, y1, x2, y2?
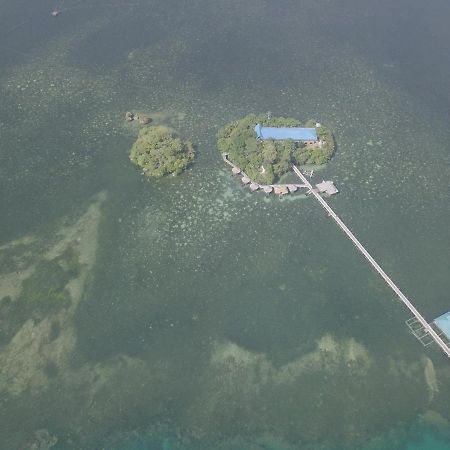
(129, 125, 194, 177)
(217, 114, 335, 184)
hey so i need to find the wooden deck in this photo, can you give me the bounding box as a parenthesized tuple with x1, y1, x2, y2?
(222, 154, 308, 195)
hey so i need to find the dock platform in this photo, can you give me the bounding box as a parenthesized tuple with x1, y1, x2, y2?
(222, 153, 309, 195)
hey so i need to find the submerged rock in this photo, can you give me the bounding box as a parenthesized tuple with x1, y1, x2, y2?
(125, 111, 151, 125)
(137, 113, 151, 125)
(422, 356, 439, 400)
(24, 429, 57, 450)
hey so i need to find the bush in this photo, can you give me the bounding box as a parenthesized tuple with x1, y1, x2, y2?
(130, 126, 194, 177)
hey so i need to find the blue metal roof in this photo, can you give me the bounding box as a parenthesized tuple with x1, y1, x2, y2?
(255, 123, 318, 141)
(434, 311, 450, 340)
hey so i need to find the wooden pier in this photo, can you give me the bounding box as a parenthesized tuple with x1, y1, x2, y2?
(222, 153, 308, 195)
(293, 165, 450, 359)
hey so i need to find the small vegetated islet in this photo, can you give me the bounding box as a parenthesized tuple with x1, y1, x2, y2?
(217, 114, 335, 184)
(129, 125, 194, 177)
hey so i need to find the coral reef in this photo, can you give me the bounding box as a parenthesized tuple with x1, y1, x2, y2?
(0, 192, 106, 396)
(23, 429, 57, 450)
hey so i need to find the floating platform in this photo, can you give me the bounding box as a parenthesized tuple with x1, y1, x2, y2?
(222, 153, 309, 196)
(315, 180, 339, 196)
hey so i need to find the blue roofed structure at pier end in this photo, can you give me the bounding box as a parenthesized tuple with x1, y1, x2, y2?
(434, 311, 450, 342)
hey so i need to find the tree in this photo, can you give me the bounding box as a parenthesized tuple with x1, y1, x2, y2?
(130, 126, 194, 177)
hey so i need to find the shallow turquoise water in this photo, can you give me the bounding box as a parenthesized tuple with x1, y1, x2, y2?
(406, 434, 450, 450)
(0, 0, 449, 448)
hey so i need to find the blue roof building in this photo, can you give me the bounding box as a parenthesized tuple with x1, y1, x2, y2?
(255, 123, 318, 141)
(434, 311, 450, 341)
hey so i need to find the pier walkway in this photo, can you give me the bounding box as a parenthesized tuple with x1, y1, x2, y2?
(293, 165, 450, 359)
(222, 153, 309, 194)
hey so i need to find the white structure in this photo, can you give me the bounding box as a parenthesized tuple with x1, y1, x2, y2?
(315, 180, 338, 196)
(293, 164, 450, 360)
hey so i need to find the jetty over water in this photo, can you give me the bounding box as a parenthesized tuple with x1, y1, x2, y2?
(222, 153, 309, 195)
(293, 165, 450, 359)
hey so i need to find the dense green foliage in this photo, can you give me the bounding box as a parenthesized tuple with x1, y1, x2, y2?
(129, 126, 194, 177)
(294, 119, 336, 166)
(217, 114, 335, 184)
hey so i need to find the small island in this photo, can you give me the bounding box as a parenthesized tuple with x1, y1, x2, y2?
(129, 125, 194, 177)
(217, 114, 335, 184)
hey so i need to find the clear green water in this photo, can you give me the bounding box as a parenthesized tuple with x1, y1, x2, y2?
(0, 0, 450, 448)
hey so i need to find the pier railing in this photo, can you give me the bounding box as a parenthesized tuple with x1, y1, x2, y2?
(293, 165, 450, 359)
(222, 153, 309, 193)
